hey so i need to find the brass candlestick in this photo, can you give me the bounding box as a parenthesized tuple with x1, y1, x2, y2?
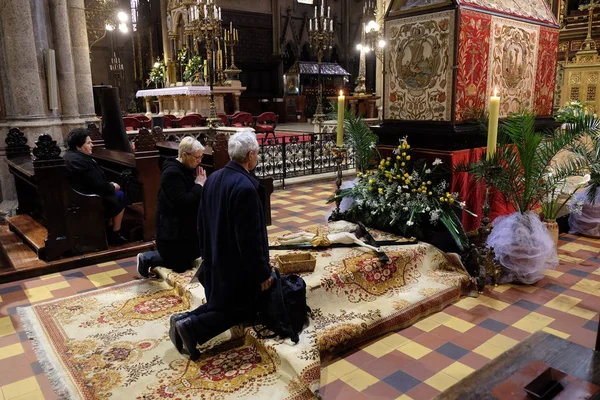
(308, 0, 334, 125)
(328, 145, 348, 221)
(190, 0, 223, 128)
(224, 25, 241, 86)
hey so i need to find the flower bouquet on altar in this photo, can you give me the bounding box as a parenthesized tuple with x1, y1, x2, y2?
(146, 58, 165, 88)
(329, 138, 475, 252)
(184, 55, 203, 85)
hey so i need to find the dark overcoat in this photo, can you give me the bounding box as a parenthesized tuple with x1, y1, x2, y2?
(63, 149, 122, 217)
(156, 158, 203, 271)
(197, 161, 271, 311)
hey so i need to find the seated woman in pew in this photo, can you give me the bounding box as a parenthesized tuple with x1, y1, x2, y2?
(136, 136, 207, 277)
(64, 128, 129, 245)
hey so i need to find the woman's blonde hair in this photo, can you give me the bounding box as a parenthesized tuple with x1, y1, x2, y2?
(178, 136, 205, 158)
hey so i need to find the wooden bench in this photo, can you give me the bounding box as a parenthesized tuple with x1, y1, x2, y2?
(5, 128, 108, 261)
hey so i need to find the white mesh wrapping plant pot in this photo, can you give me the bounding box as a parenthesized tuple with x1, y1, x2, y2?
(569, 190, 600, 238)
(487, 211, 558, 284)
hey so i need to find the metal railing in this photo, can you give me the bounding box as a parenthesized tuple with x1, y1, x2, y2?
(255, 132, 355, 186)
(126, 127, 356, 186)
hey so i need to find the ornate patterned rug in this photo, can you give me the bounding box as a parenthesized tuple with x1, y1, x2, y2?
(19, 221, 471, 399)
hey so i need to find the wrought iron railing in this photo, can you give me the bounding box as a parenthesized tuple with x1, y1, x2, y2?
(255, 132, 355, 186)
(126, 128, 356, 185)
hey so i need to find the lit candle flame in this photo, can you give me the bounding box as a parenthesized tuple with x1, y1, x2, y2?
(339, 90, 343, 96)
(493, 87, 498, 97)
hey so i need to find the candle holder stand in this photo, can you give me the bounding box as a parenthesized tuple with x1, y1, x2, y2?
(308, 3, 334, 125)
(224, 26, 242, 87)
(474, 166, 503, 290)
(328, 145, 348, 221)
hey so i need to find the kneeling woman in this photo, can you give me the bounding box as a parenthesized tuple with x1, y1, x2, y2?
(137, 136, 206, 277)
(64, 128, 128, 245)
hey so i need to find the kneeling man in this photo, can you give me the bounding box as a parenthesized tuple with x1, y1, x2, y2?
(170, 130, 273, 360)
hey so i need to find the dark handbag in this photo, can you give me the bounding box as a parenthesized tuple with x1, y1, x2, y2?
(253, 268, 310, 344)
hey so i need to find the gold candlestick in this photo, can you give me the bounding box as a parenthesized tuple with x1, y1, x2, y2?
(328, 145, 348, 221)
(308, 1, 334, 125)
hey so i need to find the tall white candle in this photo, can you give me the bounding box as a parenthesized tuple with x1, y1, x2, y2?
(218, 7, 221, 20)
(204, 5, 207, 17)
(314, 6, 317, 18)
(487, 88, 500, 160)
(309, 19, 312, 31)
(330, 19, 333, 31)
(327, 6, 330, 18)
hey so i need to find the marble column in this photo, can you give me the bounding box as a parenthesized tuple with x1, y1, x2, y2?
(375, 0, 384, 117)
(67, 0, 96, 119)
(0, 0, 46, 118)
(49, 0, 80, 118)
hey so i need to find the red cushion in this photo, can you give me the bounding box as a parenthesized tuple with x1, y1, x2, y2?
(255, 124, 274, 133)
(126, 126, 134, 131)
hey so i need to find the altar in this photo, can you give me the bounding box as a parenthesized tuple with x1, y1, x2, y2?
(135, 85, 246, 118)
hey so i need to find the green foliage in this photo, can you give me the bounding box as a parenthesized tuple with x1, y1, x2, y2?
(457, 112, 585, 213)
(184, 55, 203, 83)
(147, 58, 165, 87)
(555, 100, 587, 123)
(567, 113, 600, 204)
(327, 103, 379, 172)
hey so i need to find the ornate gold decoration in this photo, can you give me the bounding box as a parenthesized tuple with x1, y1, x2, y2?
(571, 86, 580, 100)
(571, 73, 581, 84)
(579, 0, 600, 51)
(587, 86, 597, 101)
(589, 72, 599, 84)
(385, 10, 454, 121)
(308, 0, 335, 125)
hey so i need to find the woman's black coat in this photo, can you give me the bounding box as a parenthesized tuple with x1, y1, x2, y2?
(156, 158, 203, 271)
(63, 149, 122, 217)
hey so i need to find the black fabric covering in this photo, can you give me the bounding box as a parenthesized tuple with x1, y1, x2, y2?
(99, 87, 132, 153)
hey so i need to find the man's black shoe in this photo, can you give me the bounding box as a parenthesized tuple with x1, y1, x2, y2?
(176, 317, 200, 361)
(137, 253, 149, 278)
(169, 312, 192, 352)
(108, 231, 128, 246)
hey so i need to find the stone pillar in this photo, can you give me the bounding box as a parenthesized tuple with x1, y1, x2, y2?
(67, 0, 96, 119)
(271, 0, 280, 56)
(49, 0, 80, 118)
(376, 0, 384, 117)
(160, 0, 172, 62)
(0, 0, 46, 119)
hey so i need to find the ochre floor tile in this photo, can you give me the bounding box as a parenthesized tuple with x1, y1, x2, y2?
(360, 340, 395, 358)
(325, 359, 358, 378)
(339, 369, 379, 392)
(544, 294, 582, 312)
(512, 312, 555, 333)
(442, 361, 475, 380)
(0, 343, 23, 361)
(1, 376, 40, 399)
(442, 316, 475, 333)
(397, 341, 432, 360)
(473, 341, 506, 360)
(541, 327, 570, 339)
(0, 318, 15, 338)
(424, 371, 458, 392)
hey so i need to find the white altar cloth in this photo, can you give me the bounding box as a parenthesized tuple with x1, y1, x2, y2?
(135, 86, 210, 97)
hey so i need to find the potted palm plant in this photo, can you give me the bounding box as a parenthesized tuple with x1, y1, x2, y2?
(461, 112, 584, 284)
(566, 112, 600, 237)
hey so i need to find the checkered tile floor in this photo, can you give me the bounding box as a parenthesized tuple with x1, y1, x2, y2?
(1, 181, 599, 400)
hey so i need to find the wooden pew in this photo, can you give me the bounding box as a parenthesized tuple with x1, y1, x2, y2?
(155, 127, 274, 225)
(90, 126, 163, 242)
(5, 129, 108, 260)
